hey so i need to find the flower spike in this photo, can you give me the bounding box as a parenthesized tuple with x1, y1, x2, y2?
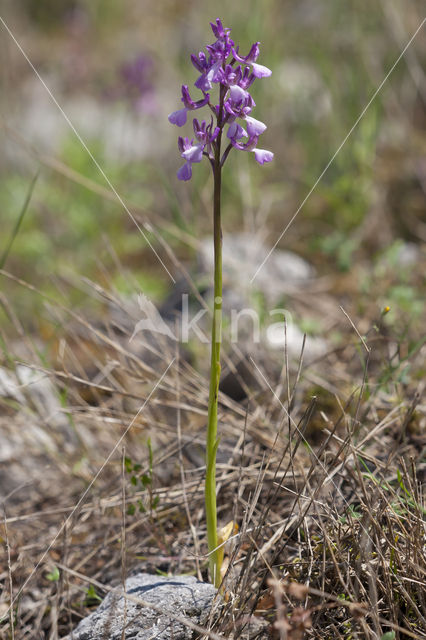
(169, 19, 273, 180)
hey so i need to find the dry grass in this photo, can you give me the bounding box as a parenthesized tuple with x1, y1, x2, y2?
(0, 264, 424, 639)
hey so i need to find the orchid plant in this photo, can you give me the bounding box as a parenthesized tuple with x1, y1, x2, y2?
(168, 18, 273, 587)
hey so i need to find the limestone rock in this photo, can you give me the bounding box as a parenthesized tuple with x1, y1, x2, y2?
(65, 573, 217, 640)
(199, 233, 314, 307)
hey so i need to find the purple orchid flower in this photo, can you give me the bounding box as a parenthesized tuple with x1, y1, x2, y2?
(232, 42, 272, 78)
(177, 136, 204, 181)
(209, 18, 229, 40)
(228, 119, 273, 165)
(169, 19, 273, 179)
(168, 85, 210, 127)
(193, 118, 220, 156)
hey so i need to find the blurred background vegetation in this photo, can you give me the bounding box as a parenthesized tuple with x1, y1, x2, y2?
(0, 0, 424, 338)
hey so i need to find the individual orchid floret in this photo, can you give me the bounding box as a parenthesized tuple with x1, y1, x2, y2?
(230, 133, 259, 152)
(168, 85, 210, 127)
(206, 39, 234, 64)
(228, 123, 274, 165)
(177, 136, 204, 181)
(194, 60, 222, 92)
(216, 64, 240, 88)
(193, 118, 220, 156)
(229, 132, 274, 165)
(181, 85, 209, 110)
(191, 51, 209, 74)
(238, 66, 256, 90)
(232, 42, 272, 78)
(232, 42, 260, 64)
(210, 18, 229, 40)
(224, 91, 254, 119)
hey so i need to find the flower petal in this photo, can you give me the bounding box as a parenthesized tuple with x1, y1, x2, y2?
(177, 162, 192, 181)
(251, 62, 272, 78)
(229, 84, 248, 104)
(245, 115, 267, 136)
(168, 108, 188, 126)
(227, 122, 247, 140)
(253, 148, 274, 164)
(182, 144, 204, 163)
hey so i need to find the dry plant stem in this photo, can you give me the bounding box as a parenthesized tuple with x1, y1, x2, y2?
(205, 109, 223, 588)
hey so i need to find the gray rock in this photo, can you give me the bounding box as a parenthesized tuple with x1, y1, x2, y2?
(393, 242, 420, 267)
(0, 367, 26, 404)
(265, 321, 328, 362)
(66, 573, 217, 640)
(199, 233, 314, 307)
(16, 365, 71, 431)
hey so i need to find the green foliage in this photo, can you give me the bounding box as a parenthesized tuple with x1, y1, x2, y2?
(45, 566, 60, 582)
(83, 584, 102, 606)
(124, 439, 159, 515)
(317, 231, 359, 272)
(339, 504, 363, 524)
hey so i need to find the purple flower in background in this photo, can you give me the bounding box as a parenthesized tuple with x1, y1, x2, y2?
(114, 54, 157, 113)
(168, 18, 273, 180)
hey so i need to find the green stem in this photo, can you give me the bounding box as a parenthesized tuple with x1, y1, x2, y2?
(205, 110, 223, 589)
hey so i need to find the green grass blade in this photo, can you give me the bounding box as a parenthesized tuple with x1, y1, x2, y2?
(0, 171, 39, 270)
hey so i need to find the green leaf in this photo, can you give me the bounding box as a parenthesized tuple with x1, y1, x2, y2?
(130, 475, 138, 486)
(84, 584, 102, 605)
(46, 566, 60, 582)
(380, 632, 395, 640)
(127, 504, 136, 516)
(147, 437, 154, 473)
(141, 474, 152, 487)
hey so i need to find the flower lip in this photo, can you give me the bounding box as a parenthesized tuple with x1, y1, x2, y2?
(245, 115, 267, 136)
(177, 162, 192, 181)
(251, 62, 272, 78)
(253, 148, 274, 164)
(168, 108, 188, 127)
